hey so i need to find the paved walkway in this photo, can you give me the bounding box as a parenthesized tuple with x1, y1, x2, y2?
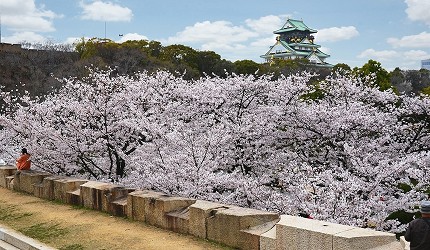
(0, 187, 230, 250)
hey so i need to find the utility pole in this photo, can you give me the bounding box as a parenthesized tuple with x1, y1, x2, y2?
(0, 14, 2, 44)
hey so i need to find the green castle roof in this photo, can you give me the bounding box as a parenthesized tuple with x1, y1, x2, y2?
(260, 40, 330, 60)
(274, 19, 317, 34)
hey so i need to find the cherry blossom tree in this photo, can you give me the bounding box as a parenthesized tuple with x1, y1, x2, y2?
(1, 68, 429, 233)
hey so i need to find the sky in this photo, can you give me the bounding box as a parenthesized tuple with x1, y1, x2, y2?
(1, 0, 430, 70)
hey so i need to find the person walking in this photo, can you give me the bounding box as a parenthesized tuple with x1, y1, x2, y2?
(405, 201, 430, 250)
(16, 148, 31, 170)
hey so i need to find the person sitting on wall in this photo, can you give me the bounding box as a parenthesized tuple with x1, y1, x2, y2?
(405, 200, 430, 250)
(16, 148, 31, 170)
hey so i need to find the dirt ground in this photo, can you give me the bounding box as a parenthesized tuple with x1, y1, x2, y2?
(0, 187, 232, 250)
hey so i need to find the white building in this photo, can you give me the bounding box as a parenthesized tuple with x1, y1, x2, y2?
(422, 59, 430, 70)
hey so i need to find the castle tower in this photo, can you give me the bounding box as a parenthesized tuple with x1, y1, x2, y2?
(261, 19, 332, 67)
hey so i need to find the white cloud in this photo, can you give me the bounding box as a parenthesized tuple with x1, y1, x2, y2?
(201, 42, 246, 52)
(0, 0, 59, 32)
(387, 32, 430, 48)
(405, 0, 430, 25)
(245, 15, 284, 35)
(355, 48, 428, 70)
(80, 1, 133, 22)
(165, 20, 268, 62)
(165, 15, 292, 52)
(117, 33, 148, 43)
(402, 50, 430, 60)
(166, 20, 258, 45)
(2, 31, 47, 44)
(315, 26, 359, 42)
(357, 49, 399, 61)
(250, 36, 277, 47)
(202, 42, 264, 62)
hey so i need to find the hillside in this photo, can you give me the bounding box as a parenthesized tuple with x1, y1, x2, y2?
(0, 40, 333, 100)
(0, 45, 80, 97)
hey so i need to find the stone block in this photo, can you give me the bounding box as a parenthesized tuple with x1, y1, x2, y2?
(126, 190, 165, 221)
(80, 181, 130, 212)
(107, 187, 135, 215)
(66, 189, 81, 206)
(144, 195, 196, 230)
(276, 215, 350, 250)
(0, 166, 16, 188)
(110, 197, 128, 217)
(334, 227, 399, 250)
(188, 200, 229, 239)
(33, 182, 44, 199)
(206, 206, 279, 249)
(126, 190, 194, 233)
(260, 224, 276, 250)
(5, 176, 14, 190)
(53, 178, 87, 203)
(275, 215, 400, 250)
(368, 241, 403, 250)
(13, 170, 51, 194)
(166, 207, 190, 234)
(34, 176, 64, 200)
(399, 236, 409, 250)
(241, 220, 278, 250)
(12, 173, 20, 192)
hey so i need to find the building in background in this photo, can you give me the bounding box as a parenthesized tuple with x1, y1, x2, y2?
(261, 19, 332, 67)
(422, 59, 430, 70)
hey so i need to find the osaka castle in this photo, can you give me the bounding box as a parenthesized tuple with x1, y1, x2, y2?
(261, 19, 332, 67)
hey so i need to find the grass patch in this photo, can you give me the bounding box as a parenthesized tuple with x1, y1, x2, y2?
(59, 244, 85, 250)
(0, 203, 32, 220)
(23, 200, 47, 205)
(19, 222, 69, 241)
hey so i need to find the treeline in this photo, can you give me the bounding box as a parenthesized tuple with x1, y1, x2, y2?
(334, 61, 430, 95)
(0, 38, 429, 99)
(74, 38, 332, 79)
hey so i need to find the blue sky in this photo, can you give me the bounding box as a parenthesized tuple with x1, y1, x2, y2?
(1, 0, 430, 70)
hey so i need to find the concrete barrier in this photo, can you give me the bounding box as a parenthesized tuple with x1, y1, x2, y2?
(0, 169, 405, 250)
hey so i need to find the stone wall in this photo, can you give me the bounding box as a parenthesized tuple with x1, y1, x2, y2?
(0, 166, 406, 250)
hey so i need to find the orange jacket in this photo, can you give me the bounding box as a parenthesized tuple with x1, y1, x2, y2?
(16, 154, 31, 170)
